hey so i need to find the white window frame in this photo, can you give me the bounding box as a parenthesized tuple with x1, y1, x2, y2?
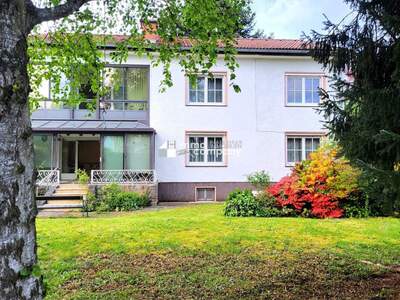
(285, 135, 323, 166)
(186, 73, 227, 106)
(186, 132, 227, 167)
(285, 73, 325, 107)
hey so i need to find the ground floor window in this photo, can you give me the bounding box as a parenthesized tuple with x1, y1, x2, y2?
(33, 134, 53, 169)
(186, 132, 226, 166)
(286, 135, 321, 165)
(196, 187, 216, 201)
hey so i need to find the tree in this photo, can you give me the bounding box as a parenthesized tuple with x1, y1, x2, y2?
(237, 0, 266, 38)
(305, 0, 400, 214)
(0, 0, 246, 298)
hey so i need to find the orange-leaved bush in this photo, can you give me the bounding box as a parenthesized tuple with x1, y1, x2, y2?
(268, 141, 360, 218)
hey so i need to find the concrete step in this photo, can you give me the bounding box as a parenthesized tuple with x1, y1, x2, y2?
(46, 199, 83, 205)
(38, 204, 83, 210)
(56, 186, 88, 191)
(59, 183, 88, 189)
(53, 191, 87, 196)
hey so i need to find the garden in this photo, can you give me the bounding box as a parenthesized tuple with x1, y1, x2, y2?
(225, 141, 399, 219)
(38, 204, 400, 299)
(35, 140, 400, 299)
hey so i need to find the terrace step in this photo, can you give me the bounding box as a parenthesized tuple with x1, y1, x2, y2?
(46, 199, 83, 205)
(37, 204, 83, 211)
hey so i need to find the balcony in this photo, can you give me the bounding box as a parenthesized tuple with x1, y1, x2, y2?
(31, 99, 149, 123)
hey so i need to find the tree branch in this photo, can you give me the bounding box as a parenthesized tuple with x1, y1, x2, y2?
(29, 0, 93, 28)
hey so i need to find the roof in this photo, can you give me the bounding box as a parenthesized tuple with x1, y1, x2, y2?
(109, 36, 309, 55)
(36, 34, 309, 56)
(32, 120, 155, 133)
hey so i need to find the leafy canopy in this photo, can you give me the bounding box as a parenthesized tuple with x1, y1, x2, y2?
(29, 0, 249, 109)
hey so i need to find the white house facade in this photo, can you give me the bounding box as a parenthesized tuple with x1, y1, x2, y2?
(32, 38, 327, 203)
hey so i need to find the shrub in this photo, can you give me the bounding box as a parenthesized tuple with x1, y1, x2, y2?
(75, 168, 89, 184)
(224, 189, 263, 217)
(83, 191, 98, 212)
(96, 184, 150, 212)
(255, 191, 283, 217)
(224, 189, 282, 217)
(247, 170, 271, 191)
(268, 142, 362, 218)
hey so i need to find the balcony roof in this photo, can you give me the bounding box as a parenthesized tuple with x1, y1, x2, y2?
(32, 120, 155, 133)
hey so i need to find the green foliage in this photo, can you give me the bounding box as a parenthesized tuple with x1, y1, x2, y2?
(254, 191, 285, 217)
(96, 184, 150, 212)
(28, 0, 250, 109)
(224, 189, 261, 217)
(84, 191, 98, 212)
(305, 0, 400, 213)
(75, 169, 89, 184)
(224, 189, 282, 217)
(247, 170, 271, 191)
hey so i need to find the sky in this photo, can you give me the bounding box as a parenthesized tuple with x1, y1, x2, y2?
(252, 0, 353, 39)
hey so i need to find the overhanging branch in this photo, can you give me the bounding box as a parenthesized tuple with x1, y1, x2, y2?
(29, 0, 93, 28)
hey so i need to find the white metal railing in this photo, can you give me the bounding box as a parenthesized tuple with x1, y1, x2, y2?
(37, 169, 60, 186)
(90, 169, 156, 184)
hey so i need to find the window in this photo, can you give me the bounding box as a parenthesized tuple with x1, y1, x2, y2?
(188, 75, 225, 105)
(286, 136, 321, 165)
(102, 135, 124, 170)
(187, 133, 226, 166)
(102, 67, 149, 111)
(286, 75, 323, 105)
(126, 134, 150, 169)
(37, 77, 67, 109)
(196, 187, 216, 201)
(33, 134, 53, 169)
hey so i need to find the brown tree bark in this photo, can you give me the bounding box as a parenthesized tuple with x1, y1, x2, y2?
(0, 1, 90, 299)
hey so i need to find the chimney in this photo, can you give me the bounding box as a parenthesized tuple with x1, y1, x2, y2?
(140, 20, 159, 41)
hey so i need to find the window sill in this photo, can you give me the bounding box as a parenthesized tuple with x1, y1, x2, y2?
(186, 163, 227, 167)
(186, 103, 227, 107)
(285, 103, 320, 108)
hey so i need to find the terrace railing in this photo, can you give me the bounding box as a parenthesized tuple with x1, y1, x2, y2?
(90, 169, 156, 184)
(36, 169, 60, 196)
(37, 169, 60, 186)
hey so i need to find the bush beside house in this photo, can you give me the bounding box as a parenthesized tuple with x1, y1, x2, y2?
(85, 183, 151, 212)
(224, 142, 374, 219)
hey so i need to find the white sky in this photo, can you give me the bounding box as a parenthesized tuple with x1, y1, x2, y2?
(252, 0, 353, 39)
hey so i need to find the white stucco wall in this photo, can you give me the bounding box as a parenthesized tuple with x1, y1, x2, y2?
(115, 53, 326, 182)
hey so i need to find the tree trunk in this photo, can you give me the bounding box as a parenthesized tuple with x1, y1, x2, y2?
(0, 1, 43, 299)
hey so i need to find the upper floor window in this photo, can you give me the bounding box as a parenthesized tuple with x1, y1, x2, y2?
(186, 132, 226, 166)
(286, 135, 321, 166)
(102, 67, 149, 111)
(286, 74, 324, 106)
(187, 74, 226, 105)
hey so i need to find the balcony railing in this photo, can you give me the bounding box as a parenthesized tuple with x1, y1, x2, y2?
(90, 169, 156, 184)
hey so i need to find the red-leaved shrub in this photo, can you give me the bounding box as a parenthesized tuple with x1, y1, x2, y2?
(268, 142, 360, 218)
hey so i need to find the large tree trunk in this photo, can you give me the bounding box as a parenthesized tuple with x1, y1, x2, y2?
(0, 1, 43, 299)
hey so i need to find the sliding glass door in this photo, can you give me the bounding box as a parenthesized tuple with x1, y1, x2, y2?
(126, 134, 150, 169)
(102, 134, 151, 170)
(102, 135, 124, 169)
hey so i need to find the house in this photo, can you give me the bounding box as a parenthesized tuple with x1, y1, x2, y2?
(33, 36, 327, 205)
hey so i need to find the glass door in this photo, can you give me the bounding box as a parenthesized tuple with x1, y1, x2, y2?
(102, 135, 124, 169)
(61, 140, 77, 180)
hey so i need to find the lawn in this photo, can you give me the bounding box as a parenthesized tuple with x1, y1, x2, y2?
(37, 204, 400, 299)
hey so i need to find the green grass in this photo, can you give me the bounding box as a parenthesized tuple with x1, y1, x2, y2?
(37, 204, 400, 299)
